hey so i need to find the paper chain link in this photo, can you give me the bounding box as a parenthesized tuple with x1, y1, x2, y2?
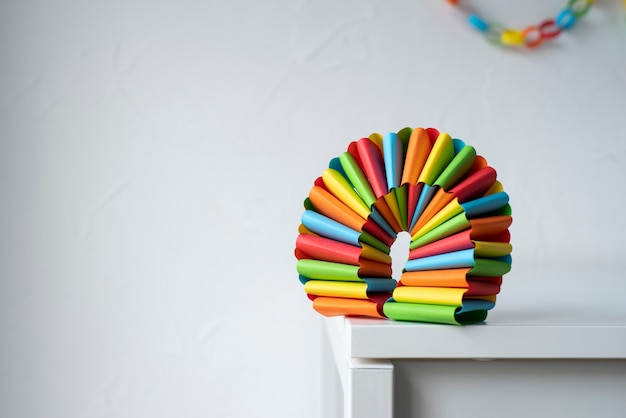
(446, 0, 596, 48)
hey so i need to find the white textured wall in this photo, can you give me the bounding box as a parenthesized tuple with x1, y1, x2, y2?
(1, 1, 625, 417)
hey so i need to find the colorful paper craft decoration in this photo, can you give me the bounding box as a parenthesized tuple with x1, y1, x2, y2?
(295, 126, 513, 325)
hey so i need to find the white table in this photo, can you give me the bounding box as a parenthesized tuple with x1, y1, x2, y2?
(322, 268, 626, 418)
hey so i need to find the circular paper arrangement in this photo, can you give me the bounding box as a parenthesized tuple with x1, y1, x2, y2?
(295, 127, 513, 325)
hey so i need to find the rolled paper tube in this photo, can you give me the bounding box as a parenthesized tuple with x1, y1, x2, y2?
(468, 215, 513, 236)
(339, 152, 377, 207)
(394, 186, 409, 230)
(301, 210, 360, 246)
(383, 191, 404, 230)
(471, 255, 512, 277)
(297, 259, 362, 281)
(296, 259, 392, 281)
(298, 274, 310, 285)
(462, 192, 509, 218)
(368, 132, 384, 153)
(468, 155, 489, 174)
(490, 203, 511, 218)
(451, 166, 498, 201)
(312, 296, 388, 318)
(464, 280, 501, 296)
(304, 279, 397, 299)
(297, 223, 312, 235)
(405, 248, 475, 271)
(327, 157, 350, 183)
(308, 186, 366, 232)
(346, 141, 364, 171)
(418, 132, 455, 185)
(313, 175, 327, 190)
(401, 128, 433, 185)
(392, 286, 466, 306)
(361, 277, 398, 291)
(460, 297, 497, 309)
(400, 267, 472, 287)
(473, 241, 512, 258)
(295, 233, 391, 265)
(356, 137, 388, 198)
(392, 283, 500, 305)
(405, 250, 511, 276)
(322, 168, 371, 219)
(382, 301, 489, 325)
(399, 268, 503, 287)
(433, 145, 477, 190)
(485, 180, 505, 195)
(482, 229, 511, 243)
(396, 127, 413, 151)
(452, 138, 465, 154)
(305, 280, 370, 299)
(304, 278, 397, 299)
(383, 132, 404, 191)
(361, 258, 392, 277)
(298, 271, 397, 287)
(406, 183, 424, 232)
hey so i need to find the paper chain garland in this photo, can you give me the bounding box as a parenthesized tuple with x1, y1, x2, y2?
(446, 0, 596, 48)
(295, 127, 513, 325)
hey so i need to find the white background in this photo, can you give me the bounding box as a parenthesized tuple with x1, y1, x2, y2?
(1, 1, 625, 417)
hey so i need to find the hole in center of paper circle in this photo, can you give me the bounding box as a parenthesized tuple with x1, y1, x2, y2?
(390, 231, 411, 283)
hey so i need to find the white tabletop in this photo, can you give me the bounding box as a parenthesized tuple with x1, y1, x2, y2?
(332, 267, 626, 359)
